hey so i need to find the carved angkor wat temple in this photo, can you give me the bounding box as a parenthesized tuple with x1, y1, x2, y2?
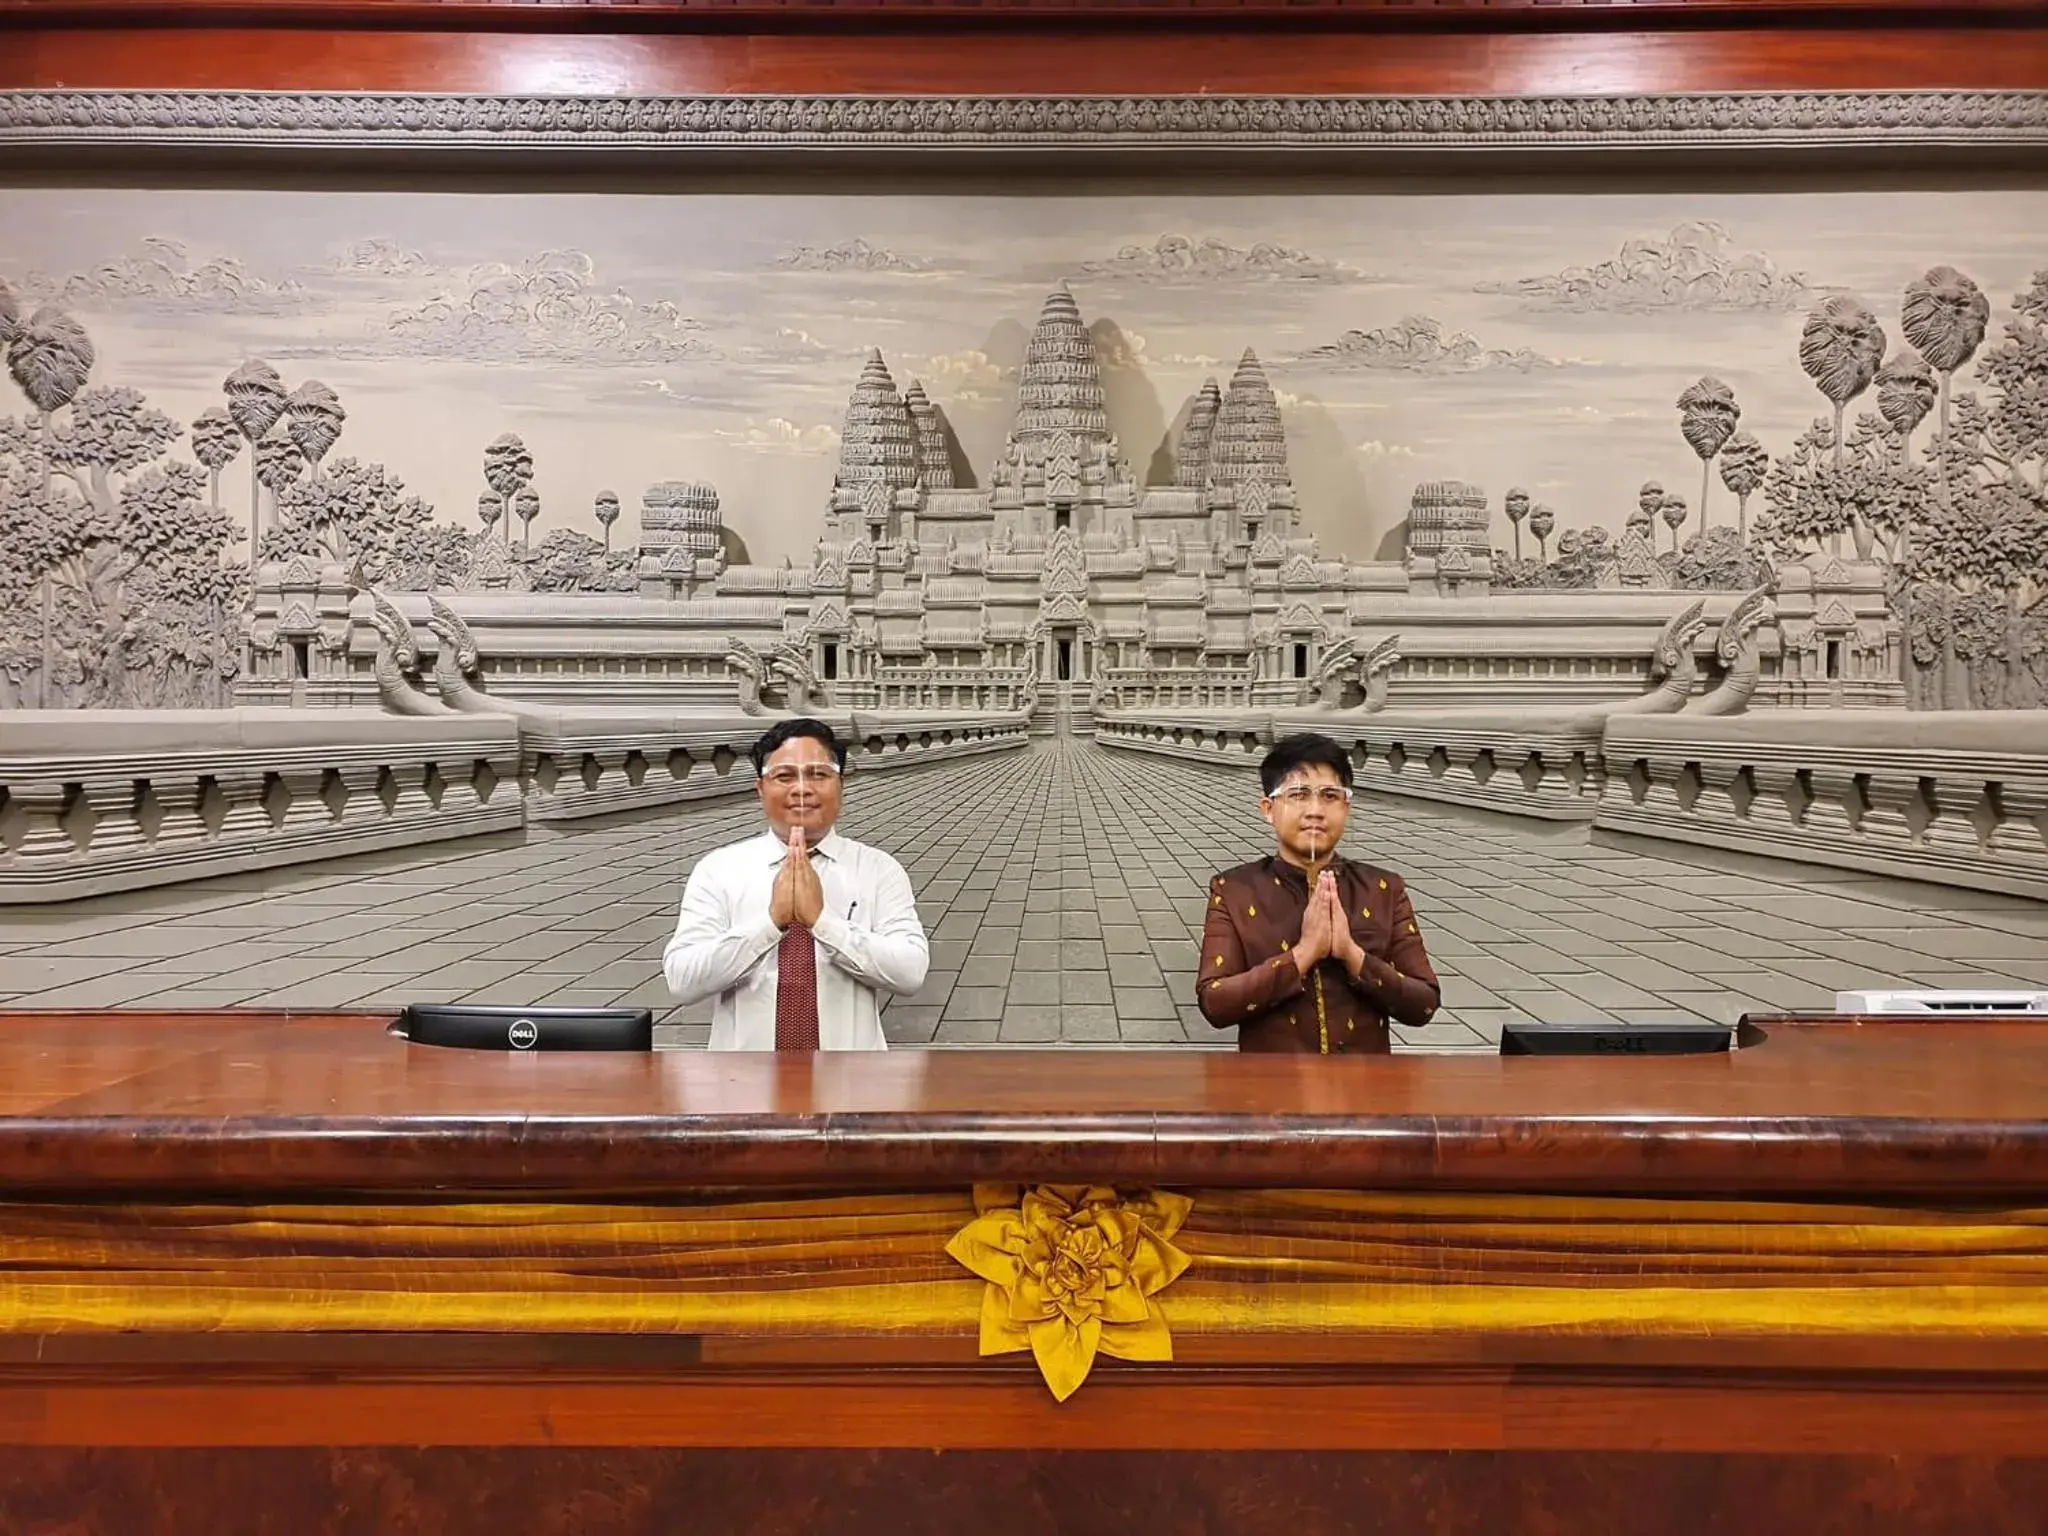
(245, 284, 1898, 722)
(673, 284, 1899, 720)
(784, 284, 1368, 713)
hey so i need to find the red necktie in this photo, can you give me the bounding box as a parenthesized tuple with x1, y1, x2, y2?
(775, 923, 820, 1052)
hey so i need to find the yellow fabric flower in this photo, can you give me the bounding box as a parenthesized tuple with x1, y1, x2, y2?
(945, 1183, 1193, 1401)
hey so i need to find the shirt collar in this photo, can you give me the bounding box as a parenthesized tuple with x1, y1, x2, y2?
(763, 828, 843, 864)
(1264, 852, 1347, 891)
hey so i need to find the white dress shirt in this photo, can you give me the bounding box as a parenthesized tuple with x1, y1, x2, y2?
(661, 828, 930, 1051)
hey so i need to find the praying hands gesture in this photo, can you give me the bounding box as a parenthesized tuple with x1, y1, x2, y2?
(769, 826, 825, 931)
(1293, 871, 1365, 980)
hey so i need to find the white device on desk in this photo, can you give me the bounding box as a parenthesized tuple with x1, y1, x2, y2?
(1835, 988, 2048, 1015)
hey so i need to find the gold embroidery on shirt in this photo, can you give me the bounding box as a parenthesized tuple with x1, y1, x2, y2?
(1379, 878, 1388, 890)
(1213, 955, 1224, 968)
(1247, 904, 1257, 917)
(1360, 906, 1370, 919)
(1314, 971, 1329, 1054)
(1280, 940, 1291, 951)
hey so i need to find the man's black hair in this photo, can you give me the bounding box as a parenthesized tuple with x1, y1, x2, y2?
(749, 717, 848, 776)
(1259, 732, 1354, 796)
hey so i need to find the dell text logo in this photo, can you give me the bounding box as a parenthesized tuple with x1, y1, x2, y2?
(507, 1017, 539, 1050)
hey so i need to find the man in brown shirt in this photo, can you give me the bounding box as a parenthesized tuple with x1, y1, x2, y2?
(1197, 732, 1441, 1053)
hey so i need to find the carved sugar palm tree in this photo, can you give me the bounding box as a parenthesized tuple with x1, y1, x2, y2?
(1660, 491, 1689, 555)
(1876, 350, 1937, 455)
(252, 433, 305, 536)
(514, 485, 540, 552)
(1503, 486, 1529, 561)
(1900, 265, 1990, 508)
(1528, 502, 1555, 563)
(190, 406, 243, 517)
(1717, 431, 1769, 541)
(1636, 480, 1664, 534)
(223, 359, 289, 550)
(1676, 376, 1740, 531)
(480, 432, 533, 540)
(1875, 349, 1937, 569)
(7, 304, 95, 469)
(1871, 347, 1939, 690)
(1799, 295, 1886, 471)
(595, 489, 620, 553)
(6, 304, 96, 708)
(286, 379, 347, 472)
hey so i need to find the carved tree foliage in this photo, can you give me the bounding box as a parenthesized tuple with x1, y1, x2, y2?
(1748, 269, 2048, 709)
(528, 528, 640, 593)
(261, 455, 434, 578)
(0, 310, 244, 707)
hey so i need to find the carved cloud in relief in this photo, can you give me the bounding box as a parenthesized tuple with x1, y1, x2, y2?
(373, 249, 711, 367)
(10, 237, 311, 316)
(1477, 220, 1822, 314)
(1076, 233, 1379, 286)
(774, 239, 954, 275)
(1289, 314, 1565, 374)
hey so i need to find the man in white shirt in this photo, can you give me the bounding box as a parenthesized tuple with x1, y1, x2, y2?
(662, 718, 929, 1051)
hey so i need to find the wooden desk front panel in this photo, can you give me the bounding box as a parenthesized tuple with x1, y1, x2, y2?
(0, 1011, 2045, 1529)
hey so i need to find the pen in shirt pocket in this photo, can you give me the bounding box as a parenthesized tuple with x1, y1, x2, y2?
(848, 900, 859, 921)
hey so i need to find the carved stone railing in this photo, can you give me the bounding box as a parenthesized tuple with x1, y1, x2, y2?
(1098, 708, 1608, 821)
(518, 707, 1031, 823)
(870, 668, 1037, 712)
(1102, 705, 2048, 899)
(1594, 713, 2048, 902)
(1093, 713, 1273, 771)
(1, 707, 1031, 902)
(1095, 668, 1257, 711)
(0, 710, 526, 903)
(1303, 710, 1609, 822)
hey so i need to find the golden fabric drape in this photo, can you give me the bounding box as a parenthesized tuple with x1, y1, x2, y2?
(5, 1189, 2047, 1352)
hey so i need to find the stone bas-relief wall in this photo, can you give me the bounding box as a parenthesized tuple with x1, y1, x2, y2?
(2, 172, 2047, 919)
(0, 182, 2044, 717)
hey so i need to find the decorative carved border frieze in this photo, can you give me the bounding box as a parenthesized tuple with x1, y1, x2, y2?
(0, 89, 2043, 155)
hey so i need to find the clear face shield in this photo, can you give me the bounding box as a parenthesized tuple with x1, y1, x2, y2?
(1268, 780, 1352, 864)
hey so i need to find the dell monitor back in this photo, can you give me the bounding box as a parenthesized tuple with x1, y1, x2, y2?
(1499, 1021, 1732, 1056)
(395, 1003, 655, 1052)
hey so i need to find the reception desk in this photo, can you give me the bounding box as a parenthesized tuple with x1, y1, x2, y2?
(0, 1009, 2046, 1531)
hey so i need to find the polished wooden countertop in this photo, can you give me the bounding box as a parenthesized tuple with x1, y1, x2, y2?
(0, 1010, 2044, 1195)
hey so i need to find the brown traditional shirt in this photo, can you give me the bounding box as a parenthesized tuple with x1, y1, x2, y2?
(1196, 855, 1441, 1054)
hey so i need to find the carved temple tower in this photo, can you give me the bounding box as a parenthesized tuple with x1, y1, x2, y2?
(800, 283, 1335, 710)
(1203, 348, 1299, 548)
(903, 379, 954, 491)
(1174, 377, 1222, 488)
(829, 349, 923, 552)
(988, 284, 1135, 546)
(637, 479, 725, 600)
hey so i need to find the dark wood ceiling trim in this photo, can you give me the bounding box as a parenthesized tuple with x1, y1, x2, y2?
(1, 0, 2043, 31)
(2, 24, 2043, 94)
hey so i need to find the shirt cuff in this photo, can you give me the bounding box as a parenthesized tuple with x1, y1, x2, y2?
(747, 915, 785, 958)
(1265, 952, 1306, 1002)
(809, 911, 857, 959)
